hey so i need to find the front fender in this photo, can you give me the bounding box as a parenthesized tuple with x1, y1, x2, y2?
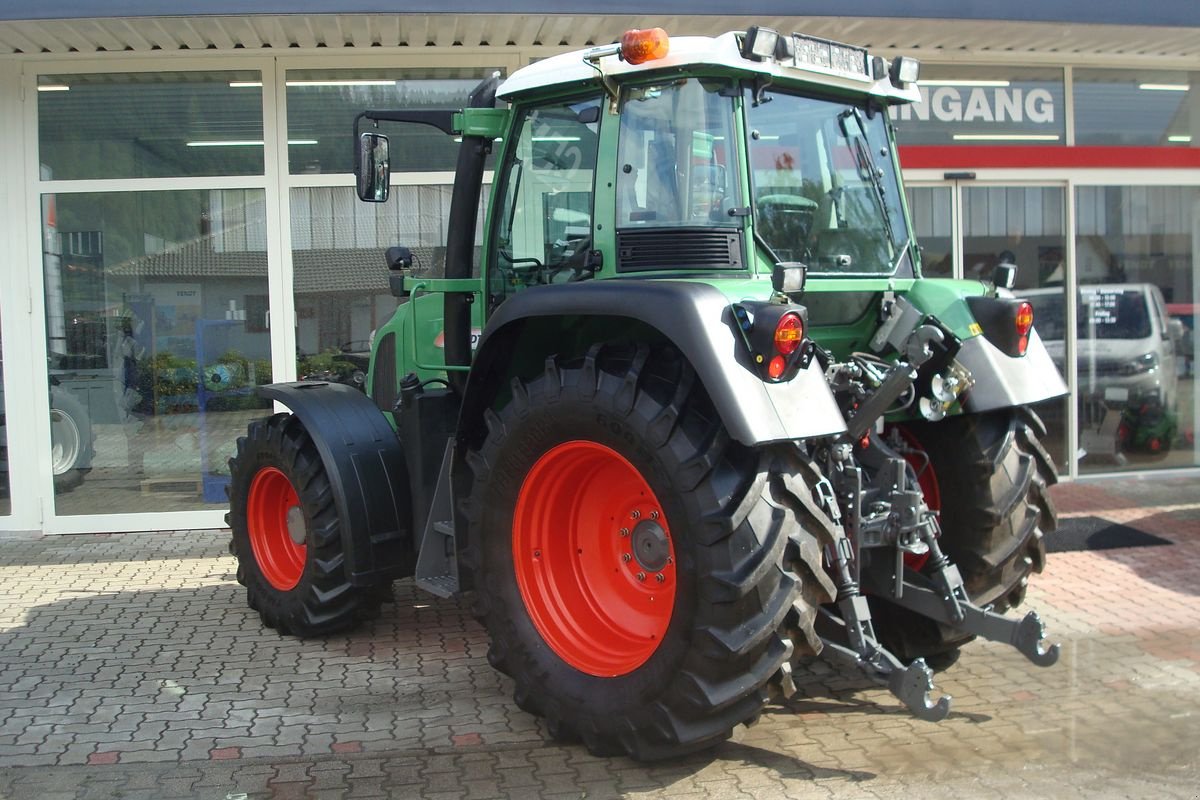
(257, 381, 413, 585)
(467, 280, 847, 447)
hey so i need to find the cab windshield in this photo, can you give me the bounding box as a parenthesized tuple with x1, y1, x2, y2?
(746, 91, 909, 275)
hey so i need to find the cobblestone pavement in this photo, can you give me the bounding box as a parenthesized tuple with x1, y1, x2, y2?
(1, 476, 1199, 798)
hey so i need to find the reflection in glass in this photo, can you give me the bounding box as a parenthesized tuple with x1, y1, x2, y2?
(286, 68, 500, 175)
(38, 72, 264, 180)
(42, 190, 272, 515)
(290, 183, 489, 381)
(1073, 186, 1198, 473)
(1074, 69, 1196, 147)
(962, 185, 1070, 471)
(906, 186, 954, 277)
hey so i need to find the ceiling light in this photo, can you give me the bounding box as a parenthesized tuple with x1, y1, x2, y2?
(952, 134, 1061, 141)
(285, 79, 397, 87)
(37, 84, 70, 92)
(228, 81, 263, 88)
(531, 136, 581, 142)
(1168, 135, 1193, 143)
(919, 80, 1010, 88)
(1139, 83, 1188, 91)
(186, 140, 319, 147)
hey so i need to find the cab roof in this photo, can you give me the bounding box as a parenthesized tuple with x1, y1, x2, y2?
(497, 31, 920, 105)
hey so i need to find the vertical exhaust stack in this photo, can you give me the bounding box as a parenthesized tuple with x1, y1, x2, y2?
(443, 74, 502, 394)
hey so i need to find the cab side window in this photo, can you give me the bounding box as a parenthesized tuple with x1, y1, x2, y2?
(488, 95, 602, 306)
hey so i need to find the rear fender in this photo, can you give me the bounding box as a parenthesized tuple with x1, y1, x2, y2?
(457, 280, 847, 450)
(958, 328, 1068, 413)
(257, 381, 414, 585)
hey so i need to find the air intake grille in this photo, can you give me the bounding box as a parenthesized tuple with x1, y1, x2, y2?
(371, 332, 398, 413)
(616, 228, 744, 273)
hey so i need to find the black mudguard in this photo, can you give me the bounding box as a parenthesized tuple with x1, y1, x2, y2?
(256, 381, 413, 585)
(465, 280, 848, 447)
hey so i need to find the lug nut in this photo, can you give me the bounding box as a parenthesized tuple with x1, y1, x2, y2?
(533, 550, 541, 558)
(620, 528, 629, 537)
(630, 510, 641, 519)
(667, 556, 674, 565)
(655, 573, 665, 583)
(649, 511, 659, 520)
(636, 572, 646, 582)
(622, 553, 632, 562)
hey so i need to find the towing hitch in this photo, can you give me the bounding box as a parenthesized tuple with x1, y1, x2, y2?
(866, 569, 1061, 668)
(777, 442, 1058, 722)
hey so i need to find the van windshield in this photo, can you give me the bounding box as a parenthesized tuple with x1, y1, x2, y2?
(1027, 288, 1152, 340)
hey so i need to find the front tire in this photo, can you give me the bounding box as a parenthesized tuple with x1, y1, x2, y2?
(463, 344, 833, 760)
(227, 413, 381, 637)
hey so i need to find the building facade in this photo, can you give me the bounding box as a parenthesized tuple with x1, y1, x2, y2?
(0, 3, 1197, 535)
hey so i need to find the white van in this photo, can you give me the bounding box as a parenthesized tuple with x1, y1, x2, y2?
(1025, 283, 1179, 411)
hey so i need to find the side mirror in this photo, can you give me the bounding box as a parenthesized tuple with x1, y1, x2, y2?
(356, 132, 390, 202)
(1167, 317, 1185, 343)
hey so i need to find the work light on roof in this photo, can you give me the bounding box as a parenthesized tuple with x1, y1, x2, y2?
(889, 56, 921, 89)
(742, 26, 780, 61)
(742, 27, 871, 80)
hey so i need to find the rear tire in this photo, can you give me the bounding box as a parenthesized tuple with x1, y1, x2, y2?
(463, 343, 834, 760)
(227, 413, 381, 637)
(874, 409, 1058, 666)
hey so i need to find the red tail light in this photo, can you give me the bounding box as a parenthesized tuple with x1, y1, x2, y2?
(774, 313, 804, 356)
(1015, 301, 1034, 355)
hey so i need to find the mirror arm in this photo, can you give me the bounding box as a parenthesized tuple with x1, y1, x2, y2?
(360, 109, 457, 135)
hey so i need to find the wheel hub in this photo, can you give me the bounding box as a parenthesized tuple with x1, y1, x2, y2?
(286, 505, 306, 545)
(632, 519, 670, 572)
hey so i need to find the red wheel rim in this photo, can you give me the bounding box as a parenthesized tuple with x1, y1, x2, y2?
(513, 441, 676, 677)
(893, 428, 940, 571)
(247, 466, 306, 591)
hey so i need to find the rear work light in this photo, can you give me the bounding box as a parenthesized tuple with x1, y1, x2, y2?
(621, 28, 670, 65)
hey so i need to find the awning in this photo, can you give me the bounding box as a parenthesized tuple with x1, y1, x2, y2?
(2, 12, 1198, 59)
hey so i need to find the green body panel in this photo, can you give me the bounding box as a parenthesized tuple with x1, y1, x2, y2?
(366, 292, 486, 405)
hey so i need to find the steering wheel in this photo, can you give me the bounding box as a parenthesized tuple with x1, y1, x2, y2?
(757, 194, 818, 261)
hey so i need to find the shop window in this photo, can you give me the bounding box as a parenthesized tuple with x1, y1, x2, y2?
(38, 71, 264, 180)
(285, 67, 501, 175)
(905, 186, 953, 277)
(889, 65, 1065, 146)
(286, 66, 500, 381)
(1074, 69, 1196, 147)
(1072, 186, 1198, 473)
(41, 190, 272, 515)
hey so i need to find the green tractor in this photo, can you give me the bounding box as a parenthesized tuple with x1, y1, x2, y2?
(227, 26, 1066, 760)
